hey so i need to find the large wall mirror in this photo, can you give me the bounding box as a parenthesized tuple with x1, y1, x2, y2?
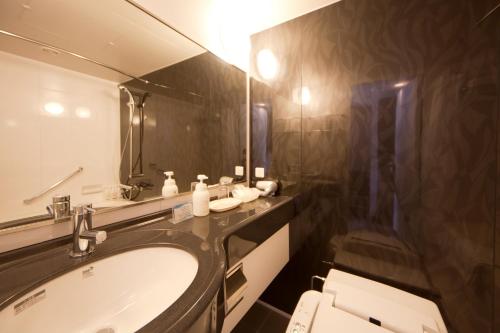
(0, 0, 247, 225)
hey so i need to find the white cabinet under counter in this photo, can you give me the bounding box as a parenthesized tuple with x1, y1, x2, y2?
(222, 223, 290, 333)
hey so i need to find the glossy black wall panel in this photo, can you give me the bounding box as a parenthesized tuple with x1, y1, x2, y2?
(250, 0, 499, 332)
(121, 52, 246, 196)
(496, 268, 500, 332)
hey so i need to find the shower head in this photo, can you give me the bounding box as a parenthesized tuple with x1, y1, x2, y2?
(118, 85, 134, 107)
(137, 92, 151, 108)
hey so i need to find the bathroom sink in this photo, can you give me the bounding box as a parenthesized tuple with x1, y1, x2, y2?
(0, 247, 198, 333)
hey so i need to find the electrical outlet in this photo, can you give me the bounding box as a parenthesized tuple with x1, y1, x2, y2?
(255, 167, 265, 178)
(235, 166, 244, 176)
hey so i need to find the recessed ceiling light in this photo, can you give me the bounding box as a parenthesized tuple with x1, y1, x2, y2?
(22, 4, 31, 10)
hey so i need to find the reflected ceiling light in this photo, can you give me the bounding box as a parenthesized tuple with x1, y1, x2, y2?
(301, 87, 311, 105)
(394, 81, 408, 88)
(132, 115, 140, 126)
(5, 120, 17, 127)
(292, 87, 312, 106)
(43, 102, 64, 116)
(75, 107, 91, 119)
(257, 49, 279, 80)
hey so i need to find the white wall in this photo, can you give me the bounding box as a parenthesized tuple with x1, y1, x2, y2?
(0, 51, 120, 223)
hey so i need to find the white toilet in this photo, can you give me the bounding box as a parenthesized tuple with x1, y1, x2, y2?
(287, 269, 447, 333)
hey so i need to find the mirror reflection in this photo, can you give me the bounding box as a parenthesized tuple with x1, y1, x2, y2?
(0, 0, 246, 224)
(121, 51, 246, 200)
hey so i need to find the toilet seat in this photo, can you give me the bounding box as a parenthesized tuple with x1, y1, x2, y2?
(286, 269, 447, 333)
(312, 293, 392, 332)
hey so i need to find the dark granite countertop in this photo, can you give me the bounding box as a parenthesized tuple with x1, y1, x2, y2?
(0, 196, 295, 332)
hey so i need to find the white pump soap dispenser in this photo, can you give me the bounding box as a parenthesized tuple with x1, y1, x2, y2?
(193, 174, 209, 216)
(162, 171, 178, 198)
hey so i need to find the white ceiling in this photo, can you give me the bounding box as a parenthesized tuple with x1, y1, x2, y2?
(0, 0, 205, 82)
(0, 0, 341, 80)
(132, 0, 342, 71)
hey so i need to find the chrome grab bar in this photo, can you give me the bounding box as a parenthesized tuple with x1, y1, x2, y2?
(23, 167, 83, 204)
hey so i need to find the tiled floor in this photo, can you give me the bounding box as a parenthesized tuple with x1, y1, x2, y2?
(232, 300, 291, 333)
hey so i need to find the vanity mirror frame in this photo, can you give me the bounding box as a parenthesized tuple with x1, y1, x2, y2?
(0, 1, 251, 232)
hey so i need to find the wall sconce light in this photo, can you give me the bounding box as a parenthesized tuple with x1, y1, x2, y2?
(257, 49, 279, 80)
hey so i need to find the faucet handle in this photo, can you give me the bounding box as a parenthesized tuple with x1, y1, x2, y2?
(84, 205, 96, 214)
(93, 230, 107, 244)
(74, 203, 95, 215)
(46, 205, 54, 216)
(81, 230, 107, 244)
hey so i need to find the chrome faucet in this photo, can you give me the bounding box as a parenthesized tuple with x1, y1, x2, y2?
(46, 195, 72, 222)
(69, 203, 107, 258)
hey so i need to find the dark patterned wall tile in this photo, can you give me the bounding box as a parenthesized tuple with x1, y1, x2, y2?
(497, 223, 500, 267)
(495, 268, 500, 333)
(250, 0, 499, 332)
(121, 52, 246, 195)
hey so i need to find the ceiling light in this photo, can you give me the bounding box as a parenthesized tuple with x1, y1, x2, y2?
(394, 81, 408, 88)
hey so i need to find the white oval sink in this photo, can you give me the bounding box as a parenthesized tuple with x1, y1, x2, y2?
(0, 247, 198, 333)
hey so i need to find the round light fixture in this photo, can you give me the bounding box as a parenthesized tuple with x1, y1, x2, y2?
(257, 49, 279, 80)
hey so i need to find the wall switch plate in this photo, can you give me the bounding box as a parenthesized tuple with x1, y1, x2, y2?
(235, 166, 244, 176)
(255, 167, 265, 178)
